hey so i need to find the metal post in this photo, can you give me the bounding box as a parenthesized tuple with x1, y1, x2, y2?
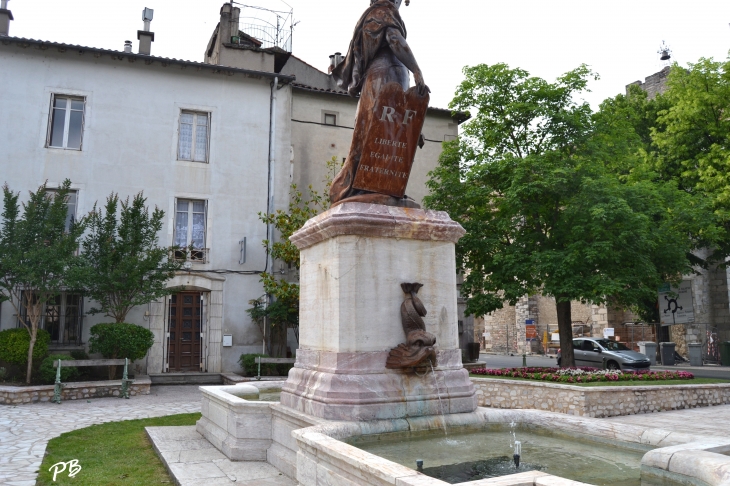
(506, 321, 509, 355)
(121, 358, 130, 399)
(52, 359, 63, 404)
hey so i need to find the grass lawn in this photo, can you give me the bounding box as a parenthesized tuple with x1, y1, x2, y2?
(36, 413, 201, 486)
(470, 374, 730, 386)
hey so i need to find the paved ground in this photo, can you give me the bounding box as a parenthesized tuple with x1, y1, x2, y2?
(478, 353, 730, 380)
(605, 404, 730, 437)
(0, 385, 201, 486)
(147, 426, 296, 486)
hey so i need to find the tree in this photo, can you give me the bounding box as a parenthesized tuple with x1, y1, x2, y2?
(0, 181, 85, 383)
(424, 64, 710, 367)
(248, 157, 340, 357)
(73, 192, 182, 323)
(648, 58, 730, 258)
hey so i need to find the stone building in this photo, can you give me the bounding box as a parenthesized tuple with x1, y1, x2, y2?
(0, 3, 469, 375)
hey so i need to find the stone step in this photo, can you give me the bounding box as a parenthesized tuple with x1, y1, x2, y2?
(148, 373, 223, 385)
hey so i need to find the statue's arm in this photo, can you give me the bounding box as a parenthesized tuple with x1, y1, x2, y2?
(386, 28, 430, 96)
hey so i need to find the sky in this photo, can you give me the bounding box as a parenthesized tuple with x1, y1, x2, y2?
(7, 0, 730, 110)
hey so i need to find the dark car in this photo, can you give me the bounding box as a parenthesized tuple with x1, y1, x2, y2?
(557, 338, 651, 370)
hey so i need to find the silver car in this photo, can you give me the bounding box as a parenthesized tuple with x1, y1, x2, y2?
(557, 338, 651, 370)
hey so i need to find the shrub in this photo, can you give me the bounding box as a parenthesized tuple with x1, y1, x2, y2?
(238, 353, 277, 377)
(39, 355, 79, 384)
(88, 323, 154, 361)
(70, 350, 90, 360)
(276, 363, 294, 376)
(0, 328, 50, 365)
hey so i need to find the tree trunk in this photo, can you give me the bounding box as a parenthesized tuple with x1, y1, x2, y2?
(556, 299, 575, 368)
(25, 325, 37, 384)
(108, 351, 118, 380)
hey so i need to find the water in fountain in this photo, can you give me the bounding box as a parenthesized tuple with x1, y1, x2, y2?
(346, 426, 645, 485)
(430, 360, 448, 436)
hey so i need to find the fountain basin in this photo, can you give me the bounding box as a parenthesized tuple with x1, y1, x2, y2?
(345, 425, 648, 485)
(195, 385, 730, 486)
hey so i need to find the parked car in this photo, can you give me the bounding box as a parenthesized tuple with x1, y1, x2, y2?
(556, 338, 651, 370)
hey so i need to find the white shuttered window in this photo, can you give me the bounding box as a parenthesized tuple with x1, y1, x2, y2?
(48, 96, 85, 150)
(178, 111, 210, 162)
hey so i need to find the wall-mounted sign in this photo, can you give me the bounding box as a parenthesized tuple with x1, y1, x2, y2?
(658, 281, 695, 325)
(603, 328, 615, 338)
(525, 325, 538, 340)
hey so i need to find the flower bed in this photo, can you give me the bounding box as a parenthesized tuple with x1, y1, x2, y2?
(471, 367, 694, 384)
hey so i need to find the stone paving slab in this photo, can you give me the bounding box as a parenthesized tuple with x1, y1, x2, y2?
(146, 426, 296, 486)
(604, 403, 730, 437)
(0, 385, 201, 485)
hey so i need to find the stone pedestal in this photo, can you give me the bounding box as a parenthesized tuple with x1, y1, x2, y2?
(281, 203, 477, 421)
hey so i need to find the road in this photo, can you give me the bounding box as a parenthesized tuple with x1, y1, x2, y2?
(477, 352, 730, 380)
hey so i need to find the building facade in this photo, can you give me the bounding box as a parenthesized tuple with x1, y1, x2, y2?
(0, 3, 468, 374)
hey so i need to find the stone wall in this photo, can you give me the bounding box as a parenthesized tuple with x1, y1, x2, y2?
(472, 377, 730, 418)
(0, 377, 151, 405)
(626, 66, 671, 99)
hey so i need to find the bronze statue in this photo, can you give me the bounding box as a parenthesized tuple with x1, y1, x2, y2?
(386, 283, 437, 369)
(331, 0, 430, 208)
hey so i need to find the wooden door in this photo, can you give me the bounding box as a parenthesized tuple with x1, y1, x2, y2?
(168, 292, 202, 372)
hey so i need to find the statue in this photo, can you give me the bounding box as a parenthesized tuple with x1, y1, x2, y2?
(330, 0, 430, 208)
(386, 283, 437, 369)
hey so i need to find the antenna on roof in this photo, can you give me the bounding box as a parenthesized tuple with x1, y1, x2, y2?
(657, 41, 672, 64)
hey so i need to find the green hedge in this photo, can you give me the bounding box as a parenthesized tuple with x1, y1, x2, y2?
(0, 328, 50, 365)
(238, 353, 293, 377)
(39, 354, 79, 384)
(88, 323, 154, 360)
(239, 354, 273, 377)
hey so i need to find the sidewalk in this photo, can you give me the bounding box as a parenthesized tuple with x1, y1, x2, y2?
(0, 385, 201, 486)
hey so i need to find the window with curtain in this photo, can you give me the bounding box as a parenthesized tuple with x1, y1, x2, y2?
(174, 199, 208, 262)
(178, 111, 210, 163)
(46, 189, 78, 233)
(48, 96, 85, 150)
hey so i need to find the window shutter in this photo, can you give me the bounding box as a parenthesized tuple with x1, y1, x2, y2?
(45, 95, 55, 147)
(204, 200, 209, 250)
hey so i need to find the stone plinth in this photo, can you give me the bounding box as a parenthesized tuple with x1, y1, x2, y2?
(281, 203, 477, 420)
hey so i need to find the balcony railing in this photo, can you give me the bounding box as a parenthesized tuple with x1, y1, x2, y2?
(174, 248, 210, 264)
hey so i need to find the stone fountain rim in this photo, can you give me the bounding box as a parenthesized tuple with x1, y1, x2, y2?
(290, 202, 466, 250)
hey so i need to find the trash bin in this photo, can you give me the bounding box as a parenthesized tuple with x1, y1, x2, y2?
(660, 342, 676, 366)
(721, 342, 730, 367)
(466, 342, 481, 362)
(638, 342, 657, 366)
(687, 343, 702, 367)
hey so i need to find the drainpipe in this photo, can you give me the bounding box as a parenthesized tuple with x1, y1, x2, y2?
(263, 76, 279, 356)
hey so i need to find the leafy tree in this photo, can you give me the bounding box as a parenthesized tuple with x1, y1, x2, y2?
(648, 58, 730, 258)
(0, 181, 85, 383)
(424, 64, 710, 367)
(248, 157, 340, 357)
(72, 192, 182, 323)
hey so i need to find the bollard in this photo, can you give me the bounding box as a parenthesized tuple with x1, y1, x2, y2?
(52, 359, 63, 404)
(522, 353, 527, 367)
(120, 358, 131, 399)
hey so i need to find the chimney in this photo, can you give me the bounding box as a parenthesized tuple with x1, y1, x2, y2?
(0, 0, 13, 37)
(328, 55, 336, 74)
(220, 3, 232, 46)
(137, 7, 155, 55)
(334, 52, 343, 67)
(230, 6, 240, 44)
(124, 40, 132, 53)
